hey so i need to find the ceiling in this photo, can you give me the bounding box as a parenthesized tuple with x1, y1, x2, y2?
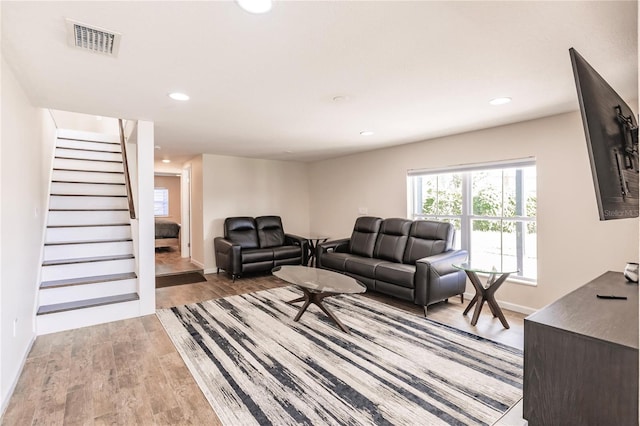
(2, 1, 638, 168)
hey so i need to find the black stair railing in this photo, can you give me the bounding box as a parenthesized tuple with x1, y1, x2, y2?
(118, 119, 136, 219)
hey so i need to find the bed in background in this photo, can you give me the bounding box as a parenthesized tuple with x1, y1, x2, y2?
(155, 218, 181, 248)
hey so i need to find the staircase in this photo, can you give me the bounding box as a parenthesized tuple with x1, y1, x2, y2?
(36, 129, 141, 335)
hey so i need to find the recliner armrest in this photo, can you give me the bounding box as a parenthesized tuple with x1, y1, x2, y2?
(414, 249, 468, 306)
(284, 233, 309, 264)
(416, 249, 469, 275)
(317, 238, 350, 254)
(214, 237, 242, 275)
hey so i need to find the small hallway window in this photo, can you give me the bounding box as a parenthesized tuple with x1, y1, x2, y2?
(154, 188, 169, 216)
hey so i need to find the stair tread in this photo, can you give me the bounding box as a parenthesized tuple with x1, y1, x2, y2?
(56, 147, 121, 154)
(43, 254, 134, 266)
(50, 194, 127, 197)
(45, 238, 132, 246)
(57, 137, 120, 146)
(55, 156, 122, 164)
(37, 292, 139, 315)
(52, 180, 125, 185)
(53, 168, 124, 174)
(49, 208, 129, 211)
(47, 223, 130, 228)
(41, 272, 138, 289)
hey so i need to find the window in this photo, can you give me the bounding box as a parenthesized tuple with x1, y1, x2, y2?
(408, 159, 537, 281)
(154, 188, 169, 216)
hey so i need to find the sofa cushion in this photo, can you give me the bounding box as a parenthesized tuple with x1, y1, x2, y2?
(321, 252, 352, 271)
(345, 256, 385, 279)
(256, 216, 286, 248)
(225, 217, 259, 249)
(349, 216, 382, 258)
(375, 262, 416, 289)
(403, 220, 455, 264)
(272, 245, 301, 260)
(242, 249, 273, 264)
(373, 218, 412, 263)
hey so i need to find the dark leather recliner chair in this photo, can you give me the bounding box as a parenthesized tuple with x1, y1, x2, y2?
(214, 216, 308, 281)
(317, 216, 468, 315)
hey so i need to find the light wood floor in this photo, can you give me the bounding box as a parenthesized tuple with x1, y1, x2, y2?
(2, 271, 526, 425)
(154, 247, 201, 277)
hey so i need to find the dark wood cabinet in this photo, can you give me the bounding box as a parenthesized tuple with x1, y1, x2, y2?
(523, 271, 638, 425)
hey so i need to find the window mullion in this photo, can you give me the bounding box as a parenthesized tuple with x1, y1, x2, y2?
(461, 172, 471, 257)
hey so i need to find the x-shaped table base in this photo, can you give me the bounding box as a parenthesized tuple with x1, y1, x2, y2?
(462, 270, 511, 329)
(287, 287, 350, 333)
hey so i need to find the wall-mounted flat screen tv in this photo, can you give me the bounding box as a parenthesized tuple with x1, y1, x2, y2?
(570, 47, 638, 220)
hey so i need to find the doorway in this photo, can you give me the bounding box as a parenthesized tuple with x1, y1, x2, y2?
(154, 171, 200, 277)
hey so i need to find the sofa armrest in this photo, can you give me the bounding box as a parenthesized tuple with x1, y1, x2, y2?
(317, 238, 350, 254)
(316, 238, 350, 269)
(415, 249, 468, 306)
(214, 237, 242, 275)
(284, 233, 310, 264)
(417, 249, 469, 274)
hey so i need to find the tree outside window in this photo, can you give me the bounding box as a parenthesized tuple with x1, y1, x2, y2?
(410, 161, 537, 281)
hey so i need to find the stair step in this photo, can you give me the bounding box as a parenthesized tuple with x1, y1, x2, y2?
(50, 182, 126, 196)
(50, 193, 127, 197)
(55, 146, 121, 154)
(45, 238, 132, 246)
(52, 180, 125, 185)
(46, 225, 131, 243)
(37, 293, 139, 316)
(55, 147, 122, 162)
(40, 272, 138, 289)
(53, 168, 124, 175)
(47, 223, 130, 228)
(48, 210, 131, 226)
(50, 195, 128, 210)
(43, 254, 134, 266)
(52, 170, 125, 184)
(44, 240, 133, 261)
(53, 158, 124, 173)
(49, 208, 128, 211)
(55, 156, 122, 164)
(41, 256, 135, 281)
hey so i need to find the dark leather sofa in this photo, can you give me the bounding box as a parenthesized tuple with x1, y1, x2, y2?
(214, 216, 308, 281)
(316, 216, 468, 314)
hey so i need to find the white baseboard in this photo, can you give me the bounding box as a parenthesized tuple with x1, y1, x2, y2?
(204, 268, 217, 274)
(190, 259, 204, 269)
(1, 334, 36, 417)
(462, 291, 536, 316)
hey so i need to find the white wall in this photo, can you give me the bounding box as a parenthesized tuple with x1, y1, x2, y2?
(49, 109, 119, 135)
(187, 156, 204, 267)
(309, 110, 639, 311)
(201, 154, 310, 273)
(1, 57, 56, 410)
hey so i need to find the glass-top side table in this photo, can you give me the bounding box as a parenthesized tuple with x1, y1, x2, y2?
(303, 234, 329, 267)
(452, 262, 518, 329)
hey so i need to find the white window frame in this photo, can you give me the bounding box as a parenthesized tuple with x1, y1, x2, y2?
(154, 187, 169, 217)
(407, 158, 537, 282)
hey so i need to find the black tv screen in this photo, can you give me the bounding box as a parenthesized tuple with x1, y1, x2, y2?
(570, 47, 638, 220)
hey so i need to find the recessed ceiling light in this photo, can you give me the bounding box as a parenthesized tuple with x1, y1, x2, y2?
(489, 97, 512, 106)
(154, 145, 161, 150)
(162, 159, 171, 163)
(236, 0, 272, 14)
(360, 130, 375, 136)
(168, 92, 190, 101)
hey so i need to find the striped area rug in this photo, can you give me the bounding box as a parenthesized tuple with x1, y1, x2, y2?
(157, 287, 523, 426)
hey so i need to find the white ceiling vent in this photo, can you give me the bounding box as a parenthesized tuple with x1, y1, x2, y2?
(66, 19, 121, 57)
